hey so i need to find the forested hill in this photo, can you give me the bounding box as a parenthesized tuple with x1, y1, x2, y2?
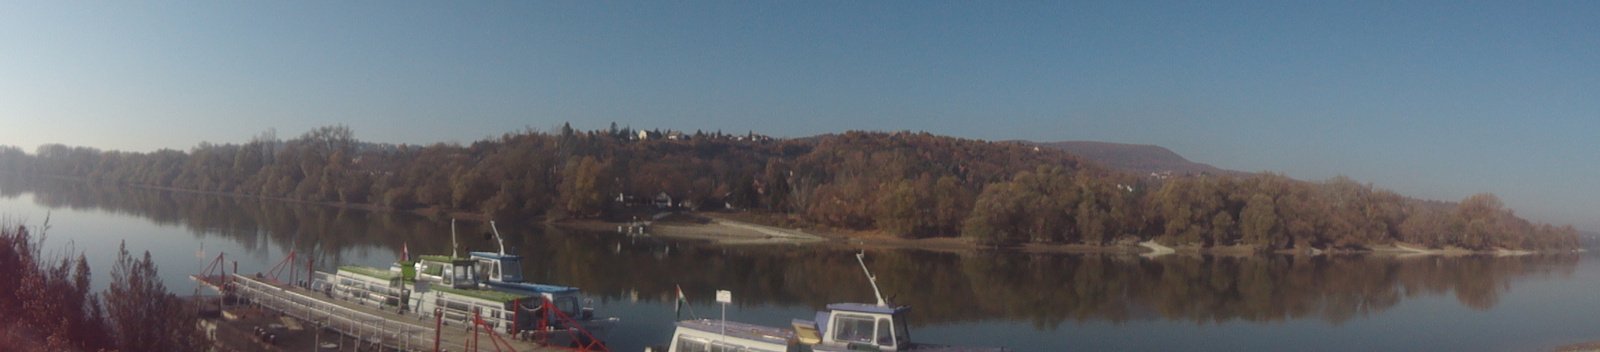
(1020, 141, 1252, 178)
(0, 125, 1579, 251)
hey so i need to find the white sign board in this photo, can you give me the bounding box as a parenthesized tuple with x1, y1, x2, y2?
(716, 290, 732, 304)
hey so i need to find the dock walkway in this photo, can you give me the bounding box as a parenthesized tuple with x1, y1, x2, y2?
(201, 273, 566, 352)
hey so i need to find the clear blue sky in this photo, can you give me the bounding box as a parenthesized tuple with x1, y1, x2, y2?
(2, 1, 1596, 231)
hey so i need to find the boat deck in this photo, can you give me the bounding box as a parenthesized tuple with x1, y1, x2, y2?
(674, 319, 797, 346)
(195, 273, 581, 352)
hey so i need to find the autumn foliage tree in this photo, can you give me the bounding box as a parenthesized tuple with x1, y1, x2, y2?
(0, 223, 115, 352)
(0, 223, 202, 352)
(104, 242, 205, 352)
(556, 156, 610, 218)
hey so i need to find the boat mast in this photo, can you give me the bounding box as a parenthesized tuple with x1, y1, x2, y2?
(489, 221, 507, 255)
(451, 219, 459, 258)
(855, 252, 887, 307)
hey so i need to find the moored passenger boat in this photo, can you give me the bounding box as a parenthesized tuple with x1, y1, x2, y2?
(321, 259, 613, 348)
(664, 319, 797, 352)
(408, 220, 620, 339)
(410, 252, 618, 341)
(649, 253, 1007, 352)
(315, 220, 616, 348)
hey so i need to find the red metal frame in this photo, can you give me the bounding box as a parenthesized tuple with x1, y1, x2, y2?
(194, 252, 231, 289)
(306, 248, 315, 289)
(465, 309, 519, 352)
(532, 297, 611, 352)
(435, 308, 445, 352)
(263, 250, 297, 285)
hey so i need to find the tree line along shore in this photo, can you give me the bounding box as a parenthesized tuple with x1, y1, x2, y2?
(0, 125, 1579, 252)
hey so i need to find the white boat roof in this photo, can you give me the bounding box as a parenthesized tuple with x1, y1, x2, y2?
(674, 319, 796, 346)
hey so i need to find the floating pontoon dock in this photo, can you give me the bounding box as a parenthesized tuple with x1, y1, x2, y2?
(195, 272, 580, 352)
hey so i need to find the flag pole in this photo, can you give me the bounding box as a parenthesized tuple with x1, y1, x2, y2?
(674, 285, 700, 320)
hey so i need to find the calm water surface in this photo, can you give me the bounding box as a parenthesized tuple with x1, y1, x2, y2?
(2, 176, 1597, 352)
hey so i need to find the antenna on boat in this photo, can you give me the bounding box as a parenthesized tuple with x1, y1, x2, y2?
(451, 218, 459, 258)
(489, 221, 507, 255)
(856, 252, 887, 307)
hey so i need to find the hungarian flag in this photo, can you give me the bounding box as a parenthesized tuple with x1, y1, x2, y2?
(674, 285, 687, 319)
(401, 243, 409, 262)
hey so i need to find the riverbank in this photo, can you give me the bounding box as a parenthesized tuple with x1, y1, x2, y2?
(1555, 343, 1600, 352)
(15, 174, 1582, 256)
(558, 211, 1589, 257)
(649, 217, 826, 245)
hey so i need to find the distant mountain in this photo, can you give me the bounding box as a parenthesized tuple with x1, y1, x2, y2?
(1021, 141, 1252, 178)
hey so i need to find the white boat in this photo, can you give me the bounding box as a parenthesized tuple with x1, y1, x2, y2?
(313, 220, 616, 348)
(662, 319, 797, 352)
(408, 253, 617, 342)
(318, 258, 611, 348)
(408, 220, 619, 342)
(649, 253, 1008, 352)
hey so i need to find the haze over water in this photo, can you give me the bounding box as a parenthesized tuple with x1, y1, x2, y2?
(4, 176, 1597, 352)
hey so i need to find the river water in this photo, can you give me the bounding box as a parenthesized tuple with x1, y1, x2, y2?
(2, 175, 1597, 352)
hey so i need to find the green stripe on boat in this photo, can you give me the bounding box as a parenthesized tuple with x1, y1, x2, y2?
(430, 284, 533, 303)
(338, 266, 400, 280)
(418, 255, 469, 262)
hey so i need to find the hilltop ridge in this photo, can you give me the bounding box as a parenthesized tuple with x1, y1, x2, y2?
(1019, 141, 1252, 178)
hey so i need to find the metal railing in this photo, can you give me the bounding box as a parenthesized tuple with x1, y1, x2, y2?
(231, 273, 434, 351)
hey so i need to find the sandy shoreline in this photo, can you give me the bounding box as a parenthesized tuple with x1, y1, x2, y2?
(648, 218, 826, 245)
(560, 213, 1585, 256)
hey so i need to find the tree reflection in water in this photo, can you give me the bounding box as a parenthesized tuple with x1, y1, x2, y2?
(494, 226, 1579, 330)
(0, 175, 1579, 331)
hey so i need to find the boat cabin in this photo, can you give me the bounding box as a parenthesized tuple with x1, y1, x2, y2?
(657, 303, 914, 352)
(798, 303, 912, 352)
(416, 253, 602, 324)
(413, 255, 480, 289)
(469, 251, 525, 283)
(330, 265, 411, 309)
(656, 252, 1004, 352)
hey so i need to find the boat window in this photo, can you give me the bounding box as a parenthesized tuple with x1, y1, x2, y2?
(475, 260, 492, 281)
(491, 262, 501, 281)
(452, 265, 471, 284)
(709, 343, 750, 352)
(832, 314, 876, 344)
(500, 258, 522, 281)
(877, 318, 893, 346)
(676, 336, 708, 352)
(555, 296, 580, 315)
